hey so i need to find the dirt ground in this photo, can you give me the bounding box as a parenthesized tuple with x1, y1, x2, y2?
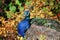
(26, 24, 60, 40)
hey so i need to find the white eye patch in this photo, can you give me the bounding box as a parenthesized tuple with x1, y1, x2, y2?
(24, 11, 30, 16)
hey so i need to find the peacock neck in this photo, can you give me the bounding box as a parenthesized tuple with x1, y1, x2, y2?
(24, 16, 30, 20)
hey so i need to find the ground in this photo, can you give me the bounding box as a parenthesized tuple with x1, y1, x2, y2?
(26, 24, 60, 40)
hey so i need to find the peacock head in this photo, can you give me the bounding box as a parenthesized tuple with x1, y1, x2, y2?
(24, 9, 30, 19)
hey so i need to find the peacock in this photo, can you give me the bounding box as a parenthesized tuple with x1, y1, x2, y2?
(17, 9, 32, 38)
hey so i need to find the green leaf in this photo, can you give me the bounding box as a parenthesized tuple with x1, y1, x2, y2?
(42, 7, 48, 12)
(25, 1, 31, 6)
(20, 7, 24, 11)
(45, 2, 49, 5)
(50, 2, 54, 6)
(15, 0, 20, 5)
(9, 6, 16, 13)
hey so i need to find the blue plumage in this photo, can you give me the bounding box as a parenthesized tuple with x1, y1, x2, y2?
(17, 9, 31, 37)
